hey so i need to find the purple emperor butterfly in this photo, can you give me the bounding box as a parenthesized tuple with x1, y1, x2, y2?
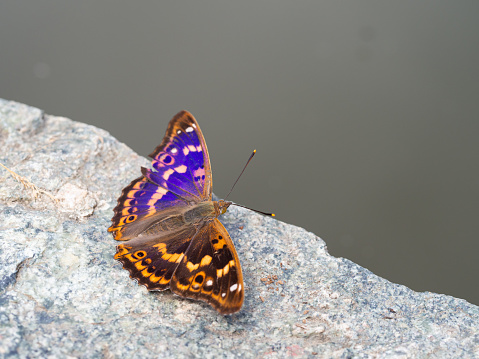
(109, 111, 249, 314)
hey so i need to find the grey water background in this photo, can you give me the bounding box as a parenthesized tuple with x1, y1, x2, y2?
(1, 2, 478, 305)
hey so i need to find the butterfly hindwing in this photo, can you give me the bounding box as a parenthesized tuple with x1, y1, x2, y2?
(114, 225, 197, 290)
(170, 219, 244, 315)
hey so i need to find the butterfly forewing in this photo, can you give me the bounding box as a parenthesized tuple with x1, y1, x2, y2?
(108, 111, 210, 239)
(170, 219, 244, 315)
(148, 111, 212, 201)
(109, 176, 189, 241)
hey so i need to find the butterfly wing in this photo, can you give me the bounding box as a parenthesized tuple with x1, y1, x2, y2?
(147, 110, 212, 201)
(114, 225, 197, 290)
(170, 219, 244, 315)
(108, 111, 212, 241)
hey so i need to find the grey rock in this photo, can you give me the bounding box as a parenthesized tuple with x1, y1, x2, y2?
(0, 98, 478, 358)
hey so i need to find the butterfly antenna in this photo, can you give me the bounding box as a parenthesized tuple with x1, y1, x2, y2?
(231, 203, 275, 217)
(224, 149, 275, 217)
(224, 150, 257, 201)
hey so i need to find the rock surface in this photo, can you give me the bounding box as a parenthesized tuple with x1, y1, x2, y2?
(0, 98, 478, 358)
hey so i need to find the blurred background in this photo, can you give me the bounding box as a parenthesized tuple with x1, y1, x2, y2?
(1, 2, 478, 305)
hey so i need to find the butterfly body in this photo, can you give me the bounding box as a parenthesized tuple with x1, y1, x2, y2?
(109, 111, 244, 314)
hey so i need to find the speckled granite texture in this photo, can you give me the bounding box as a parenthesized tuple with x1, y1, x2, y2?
(0, 99, 478, 358)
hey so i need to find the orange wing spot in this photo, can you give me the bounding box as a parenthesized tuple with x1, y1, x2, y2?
(108, 225, 119, 233)
(154, 243, 167, 255)
(170, 253, 184, 263)
(110, 229, 124, 240)
(126, 215, 137, 223)
(119, 215, 137, 226)
(132, 181, 146, 190)
(141, 268, 153, 277)
(114, 245, 130, 259)
(148, 274, 161, 283)
(217, 260, 234, 277)
(200, 255, 212, 266)
(144, 258, 152, 265)
(186, 261, 199, 271)
(162, 252, 183, 263)
(159, 277, 171, 285)
(123, 199, 137, 207)
(223, 264, 230, 275)
(174, 277, 192, 290)
(161, 252, 173, 261)
(125, 189, 140, 199)
(121, 208, 132, 216)
(133, 260, 148, 271)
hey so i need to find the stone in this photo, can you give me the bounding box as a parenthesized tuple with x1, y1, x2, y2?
(0, 98, 478, 358)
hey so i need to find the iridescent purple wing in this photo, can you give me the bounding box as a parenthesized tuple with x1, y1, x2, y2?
(147, 111, 212, 201)
(108, 175, 188, 240)
(108, 111, 212, 241)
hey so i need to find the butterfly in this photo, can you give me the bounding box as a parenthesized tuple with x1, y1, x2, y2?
(108, 111, 246, 314)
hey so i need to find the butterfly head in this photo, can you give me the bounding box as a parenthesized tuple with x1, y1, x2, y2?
(215, 199, 232, 216)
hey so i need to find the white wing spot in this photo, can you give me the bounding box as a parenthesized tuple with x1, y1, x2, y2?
(206, 280, 213, 286)
(175, 165, 187, 173)
(230, 284, 238, 292)
(192, 123, 197, 128)
(171, 148, 178, 154)
(163, 169, 174, 180)
(238, 284, 242, 291)
(177, 130, 181, 134)
(186, 126, 194, 132)
(222, 292, 226, 298)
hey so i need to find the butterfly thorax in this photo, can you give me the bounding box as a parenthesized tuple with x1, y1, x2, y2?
(183, 200, 231, 224)
(139, 200, 231, 237)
